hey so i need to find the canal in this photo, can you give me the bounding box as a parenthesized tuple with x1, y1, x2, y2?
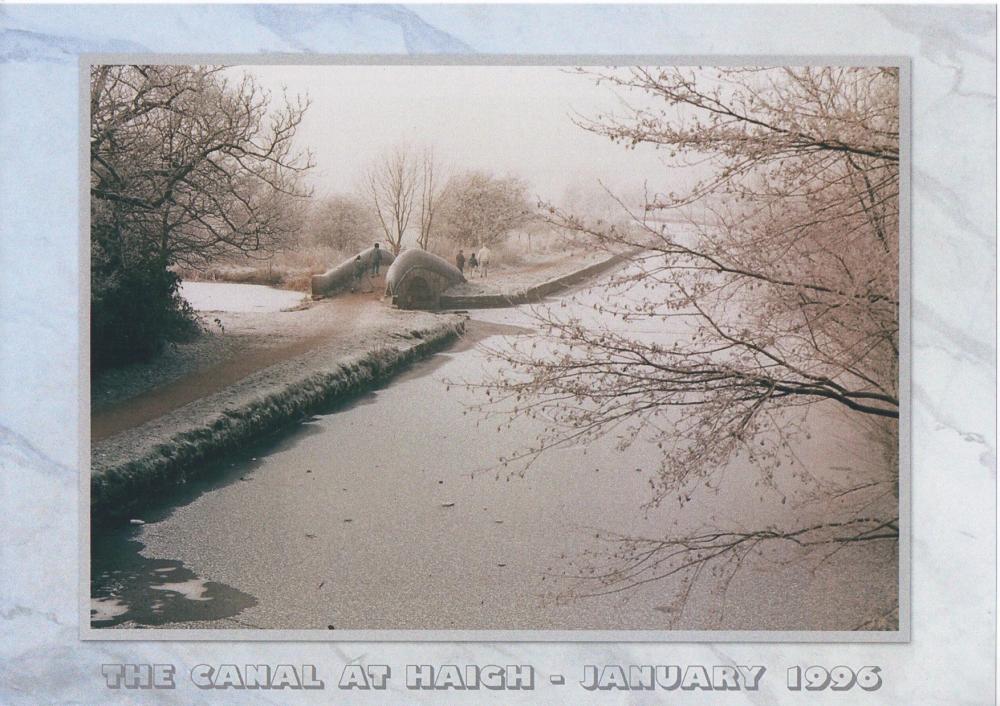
(91, 276, 897, 631)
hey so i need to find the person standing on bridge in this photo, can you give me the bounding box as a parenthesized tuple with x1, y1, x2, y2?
(477, 245, 491, 278)
(351, 255, 366, 293)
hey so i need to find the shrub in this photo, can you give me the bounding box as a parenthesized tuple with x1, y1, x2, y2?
(91, 226, 200, 375)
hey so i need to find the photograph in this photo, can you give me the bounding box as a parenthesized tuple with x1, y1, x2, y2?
(87, 61, 901, 634)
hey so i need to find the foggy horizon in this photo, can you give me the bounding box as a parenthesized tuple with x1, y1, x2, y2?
(231, 64, 675, 208)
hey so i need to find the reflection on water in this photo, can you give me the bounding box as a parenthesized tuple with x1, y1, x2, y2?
(90, 535, 256, 628)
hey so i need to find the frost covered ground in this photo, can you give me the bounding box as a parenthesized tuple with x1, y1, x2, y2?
(90, 283, 466, 523)
(444, 249, 612, 298)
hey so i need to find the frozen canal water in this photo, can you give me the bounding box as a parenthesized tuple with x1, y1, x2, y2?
(92, 279, 897, 632)
(178, 280, 306, 313)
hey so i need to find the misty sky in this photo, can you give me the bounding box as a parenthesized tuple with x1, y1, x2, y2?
(233, 64, 672, 207)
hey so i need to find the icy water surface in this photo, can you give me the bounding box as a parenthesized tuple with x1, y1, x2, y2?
(92, 274, 897, 631)
(179, 280, 306, 313)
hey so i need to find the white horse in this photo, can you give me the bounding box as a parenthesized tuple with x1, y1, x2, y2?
(477, 246, 491, 278)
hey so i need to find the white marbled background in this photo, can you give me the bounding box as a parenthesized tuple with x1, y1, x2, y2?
(0, 4, 995, 704)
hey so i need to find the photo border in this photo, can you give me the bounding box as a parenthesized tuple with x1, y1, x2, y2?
(79, 53, 911, 644)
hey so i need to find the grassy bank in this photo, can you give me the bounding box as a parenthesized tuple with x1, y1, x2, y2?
(91, 318, 465, 527)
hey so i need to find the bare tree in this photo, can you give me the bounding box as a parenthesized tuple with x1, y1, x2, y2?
(363, 146, 419, 255)
(477, 67, 900, 613)
(306, 193, 379, 253)
(438, 171, 532, 248)
(416, 149, 444, 251)
(91, 64, 314, 268)
(90, 64, 313, 369)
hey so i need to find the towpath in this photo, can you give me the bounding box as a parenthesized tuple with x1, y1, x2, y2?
(92, 291, 389, 441)
(92, 250, 614, 441)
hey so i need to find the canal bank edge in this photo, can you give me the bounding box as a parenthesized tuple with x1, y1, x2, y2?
(90, 315, 466, 527)
(439, 249, 636, 309)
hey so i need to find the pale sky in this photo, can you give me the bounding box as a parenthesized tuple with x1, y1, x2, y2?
(231, 64, 673, 208)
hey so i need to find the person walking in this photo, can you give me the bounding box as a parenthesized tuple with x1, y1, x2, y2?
(371, 243, 381, 276)
(477, 245, 491, 278)
(351, 255, 366, 293)
(456, 249, 466, 274)
(468, 252, 478, 271)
